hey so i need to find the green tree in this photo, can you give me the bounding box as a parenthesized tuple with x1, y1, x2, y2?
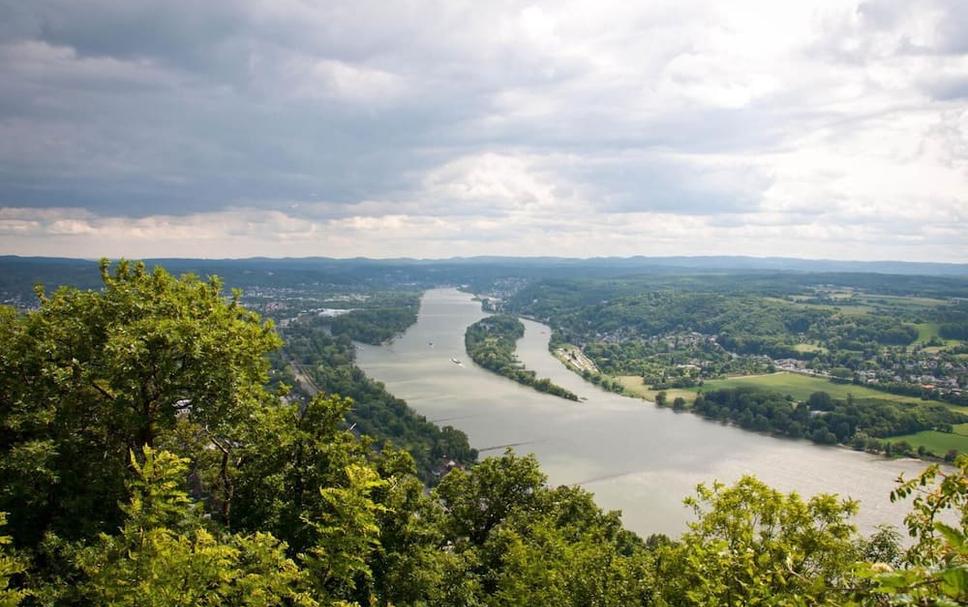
(302, 464, 387, 601)
(433, 450, 545, 546)
(861, 455, 968, 605)
(656, 476, 860, 606)
(76, 447, 314, 607)
(0, 260, 280, 545)
(0, 514, 26, 607)
(483, 485, 653, 606)
(808, 391, 834, 411)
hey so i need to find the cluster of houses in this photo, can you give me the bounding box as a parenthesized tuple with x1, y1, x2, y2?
(776, 356, 965, 398)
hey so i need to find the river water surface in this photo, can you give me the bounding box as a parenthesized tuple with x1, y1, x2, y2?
(356, 288, 929, 538)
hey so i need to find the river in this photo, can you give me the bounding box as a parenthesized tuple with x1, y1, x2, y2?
(356, 288, 930, 538)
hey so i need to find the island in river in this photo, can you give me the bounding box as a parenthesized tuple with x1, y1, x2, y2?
(357, 287, 935, 538)
(464, 314, 578, 401)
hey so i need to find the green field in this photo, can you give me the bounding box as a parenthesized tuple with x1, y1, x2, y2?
(858, 294, 950, 308)
(615, 376, 694, 403)
(912, 322, 963, 351)
(616, 371, 929, 406)
(889, 423, 968, 456)
(689, 372, 924, 404)
(914, 322, 941, 342)
(766, 297, 873, 317)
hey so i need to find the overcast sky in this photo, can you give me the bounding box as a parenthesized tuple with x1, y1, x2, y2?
(0, 0, 965, 261)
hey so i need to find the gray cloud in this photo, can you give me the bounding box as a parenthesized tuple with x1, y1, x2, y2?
(0, 0, 965, 260)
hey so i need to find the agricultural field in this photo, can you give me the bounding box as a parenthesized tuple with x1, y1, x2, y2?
(912, 321, 962, 350)
(692, 372, 927, 403)
(615, 375, 693, 403)
(616, 371, 933, 407)
(888, 422, 968, 457)
(915, 322, 943, 342)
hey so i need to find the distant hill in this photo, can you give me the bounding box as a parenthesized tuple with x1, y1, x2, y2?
(2, 254, 966, 306)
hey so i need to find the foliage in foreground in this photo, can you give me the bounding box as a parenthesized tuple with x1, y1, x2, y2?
(0, 261, 966, 606)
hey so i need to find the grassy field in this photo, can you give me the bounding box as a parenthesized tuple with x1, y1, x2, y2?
(694, 372, 924, 404)
(857, 294, 951, 308)
(766, 297, 873, 317)
(615, 371, 928, 406)
(912, 322, 963, 351)
(889, 423, 968, 456)
(615, 376, 694, 403)
(914, 322, 942, 342)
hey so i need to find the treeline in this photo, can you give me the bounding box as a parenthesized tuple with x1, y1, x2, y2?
(578, 369, 627, 394)
(940, 322, 968, 340)
(0, 262, 965, 605)
(938, 301, 968, 340)
(465, 315, 578, 400)
(282, 315, 476, 480)
(857, 379, 968, 408)
(692, 387, 966, 457)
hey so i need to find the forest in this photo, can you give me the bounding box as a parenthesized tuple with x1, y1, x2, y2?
(328, 305, 419, 345)
(0, 261, 965, 605)
(465, 315, 579, 401)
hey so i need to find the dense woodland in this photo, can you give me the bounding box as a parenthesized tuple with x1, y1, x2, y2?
(0, 261, 966, 605)
(328, 307, 418, 345)
(465, 315, 579, 401)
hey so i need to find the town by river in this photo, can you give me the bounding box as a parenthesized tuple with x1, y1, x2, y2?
(356, 288, 930, 538)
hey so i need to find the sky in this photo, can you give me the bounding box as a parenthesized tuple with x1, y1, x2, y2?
(0, 0, 965, 261)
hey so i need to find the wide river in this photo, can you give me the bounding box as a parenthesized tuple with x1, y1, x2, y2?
(357, 288, 929, 538)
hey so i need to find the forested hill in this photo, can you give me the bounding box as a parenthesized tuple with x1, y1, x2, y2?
(0, 260, 965, 605)
(3, 255, 967, 306)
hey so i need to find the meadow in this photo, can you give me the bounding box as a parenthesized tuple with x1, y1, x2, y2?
(888, 422, 968, 456)
(616, 371, 926, 405)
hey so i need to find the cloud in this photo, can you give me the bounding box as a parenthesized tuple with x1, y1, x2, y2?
(0, 0, 965, 260)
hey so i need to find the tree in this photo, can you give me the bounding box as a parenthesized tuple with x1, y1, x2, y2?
(433, 450, 545, 546)
(302, 464, 387, 601)
(0, 260, 281, 546)
(484, 489, 653, 606)
(808, 391, 835, 411)
(75, 447, 314, 607)
(0, 514, 26, 607)
(656, 476, 860, 606)
(861, 455, 968, 604)
(857, 524, 903, 569)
